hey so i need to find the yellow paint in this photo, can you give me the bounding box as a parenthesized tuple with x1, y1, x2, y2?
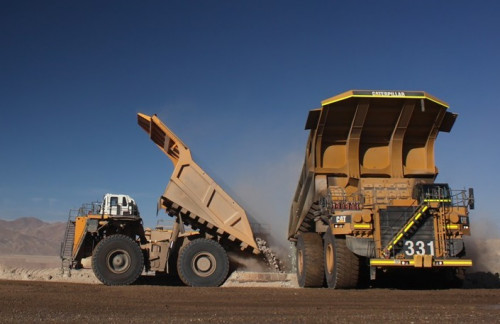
(72, 217, 88, 257)
(370, 259, 416, 266)
(442, 260, 472, 266)
(404, 221, 415, 232)
(353, 224, 371, 229)
(370, 258, 472, 267)
(370, 259, 396, 266)
(321, 90, 449, 108)
(446, 224, 460, 230)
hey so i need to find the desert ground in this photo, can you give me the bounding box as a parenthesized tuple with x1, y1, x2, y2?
(1, 219, 499, 322)
(0, 256, 499, 323)
(0, 279, 499, 323)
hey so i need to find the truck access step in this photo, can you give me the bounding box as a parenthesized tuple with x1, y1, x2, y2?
(138, 113, 259, 254)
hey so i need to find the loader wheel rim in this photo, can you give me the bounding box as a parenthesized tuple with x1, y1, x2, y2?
(298, 249, 304, 275)
(192, 252, 216, 277)
(326, 243, 334, 274)
(106, 249, 131, 274)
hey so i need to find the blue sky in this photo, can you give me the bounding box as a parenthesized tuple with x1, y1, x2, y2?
(1, 1, 499, 243)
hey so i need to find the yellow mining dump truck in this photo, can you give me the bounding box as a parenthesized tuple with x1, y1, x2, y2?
(289, 90, 474, 288)
(60, 114, 259, 286)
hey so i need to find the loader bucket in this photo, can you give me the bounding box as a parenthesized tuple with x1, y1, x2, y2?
(138, 113, 259, 253)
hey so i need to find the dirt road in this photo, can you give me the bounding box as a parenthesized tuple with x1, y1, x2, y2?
(0, 280, 499, 323)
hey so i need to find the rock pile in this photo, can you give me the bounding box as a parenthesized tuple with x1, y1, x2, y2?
(256, 237, 284, 273)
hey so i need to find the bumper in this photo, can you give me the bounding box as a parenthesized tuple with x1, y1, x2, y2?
(370, 257, 472, 268)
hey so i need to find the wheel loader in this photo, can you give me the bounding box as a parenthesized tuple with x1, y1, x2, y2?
(289, 90, 474, 288)
(61, 114, 260, 286)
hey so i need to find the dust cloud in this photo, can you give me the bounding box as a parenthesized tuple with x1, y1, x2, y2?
(464, 216, 500, 274)
(231, 151, 303, 271)
(228, 252, 268, 272)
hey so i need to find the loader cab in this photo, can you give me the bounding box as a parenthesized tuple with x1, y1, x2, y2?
(101, 193, 140, 217)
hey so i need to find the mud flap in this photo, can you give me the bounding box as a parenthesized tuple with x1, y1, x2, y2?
(346, 236, 375, 258)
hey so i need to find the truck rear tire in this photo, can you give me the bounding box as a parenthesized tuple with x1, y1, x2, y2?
(177, 238, 229, 287)
(323, 230, 360, 289)
(296, 232, 324, 288)
(92, 234, 144, 286)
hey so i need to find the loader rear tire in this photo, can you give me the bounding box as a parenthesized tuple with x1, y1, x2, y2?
(92, 234, 144, 286)
(177, 238, 229, 287)
(323, 230, 360, 289)
(296, 232, 324, 288)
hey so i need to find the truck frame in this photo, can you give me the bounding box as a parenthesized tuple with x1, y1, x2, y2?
(61, 114, 260, 286)
(289, 90, 474, 288)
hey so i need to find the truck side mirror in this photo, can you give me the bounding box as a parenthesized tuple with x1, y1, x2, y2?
(468, 188, 475, 210)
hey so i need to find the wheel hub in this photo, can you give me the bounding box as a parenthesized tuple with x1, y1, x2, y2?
(326, 243, 334, 274)
(192, 252, 216, 277)
(298, 250, 303, 275)
(107, 250, 131, 274)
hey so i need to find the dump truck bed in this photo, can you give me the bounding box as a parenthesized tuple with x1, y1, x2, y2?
(289, 90, 458, 238)
(138, 113, 259, 254)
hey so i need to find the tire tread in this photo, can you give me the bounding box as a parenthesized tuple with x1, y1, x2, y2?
(324, 231, 360, 289)
(91, 234, 144, 286)
(177, 238, 229, 287)
(297, 233, 324, 287)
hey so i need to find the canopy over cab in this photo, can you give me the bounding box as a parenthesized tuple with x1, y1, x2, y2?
(305, 90, 457, 179)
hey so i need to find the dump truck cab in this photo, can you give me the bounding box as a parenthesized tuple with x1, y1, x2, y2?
(289, 90, 474, 288)
(100, 193, 139, 217)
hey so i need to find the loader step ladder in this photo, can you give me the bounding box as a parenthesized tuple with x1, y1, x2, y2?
(382, 203, 430, 257)
(435, 204, 448, 258)
(60, 209, 77, 276)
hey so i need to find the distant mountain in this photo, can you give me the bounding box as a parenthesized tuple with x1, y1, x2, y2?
(0, 217, 66, 256)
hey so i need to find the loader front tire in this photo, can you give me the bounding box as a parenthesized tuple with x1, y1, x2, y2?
(296, 232, 324, 288)
(323, 230, 360, 289)
(177, 238, 229, 287)
(92, 234, 144, 286)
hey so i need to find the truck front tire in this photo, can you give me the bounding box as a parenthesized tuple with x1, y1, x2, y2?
(92, 234, 144, 286)
(324, 230, 360, 289)
(177, 238, 229, 287)
(296, 232, 324, 287)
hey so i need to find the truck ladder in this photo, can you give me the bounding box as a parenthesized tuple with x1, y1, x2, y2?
(434, 206, 449, 258)
(60, 210, 77, 276)
(423, 186, 452, 258)
(382, 203, 430, 257)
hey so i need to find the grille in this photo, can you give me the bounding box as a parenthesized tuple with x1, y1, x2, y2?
(379, 206, 435, 254)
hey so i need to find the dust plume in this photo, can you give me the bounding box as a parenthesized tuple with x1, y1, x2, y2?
(231, 150, 303, 270)
(464, 215, 500, 273)
(228, 252, 268, 272)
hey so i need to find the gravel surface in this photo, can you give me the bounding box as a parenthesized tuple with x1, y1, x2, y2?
(1, 254, 499, 323)
(0, 280, 499, 323)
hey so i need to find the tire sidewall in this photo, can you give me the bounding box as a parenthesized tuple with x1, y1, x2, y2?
(92, 234, 144, 286)
(177, 239, 229, 287)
